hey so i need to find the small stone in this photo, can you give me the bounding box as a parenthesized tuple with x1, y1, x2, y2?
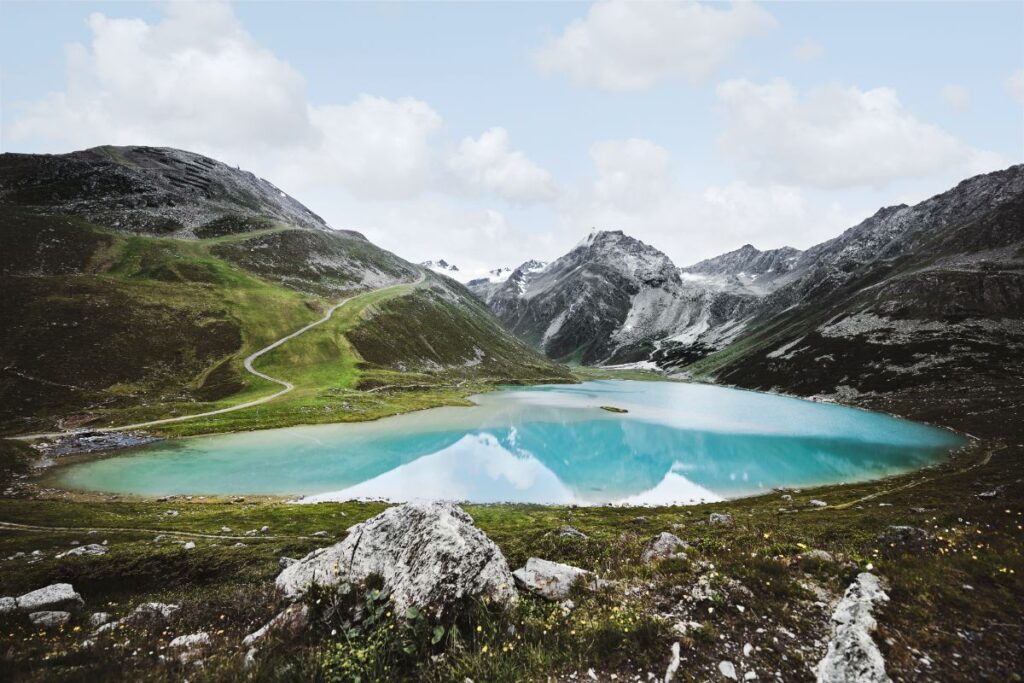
(260, 526, 270, 533)
(220, 527, 232, 533)
(781, 494, 792, 502)
(56, 544, 108, 558)
(164, 510, 179, 517)
(243, 604, 310, 647)
(743, 672, 757, 681)
(803, 549, 834, 562)
(169, 632, 210, 648)
(89, 612, 113, 627)
(554, 526, 588, 539)
(808, 500, 828, 508)
(29, 611, 71, 629)
(513, 558, 606, 601)
(642, 532, 689, 563)
(719, 660, 737, 680)
(183, 541, 196, 550)
(311, 531, 330, 538)
(743, 642, 754, 657)
(709, 512, 733, 526)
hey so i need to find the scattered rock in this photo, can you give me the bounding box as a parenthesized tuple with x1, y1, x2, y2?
(94, 602, 180, 634)
(709, 513, 733, 526)
(56, 543, 108, 558)
(809, 500, 828, 508)
(242, 604, 310, 647)
(17, 584, 84, 612)
(169, 631, 210, 648)
(554, 526, 588, 539)
(877, 526, 935, 557)
(164, 510, 179, 517)
(29, 611, 71, 629)
(311, 531, 330, 538)
(803, 549, 835, 563)
(220, 527, 232, 533)
(641, 532, 689, 563)
(89, 612, 112, 627)
(719, 660, 738, 680)
(513, 557, 606, 601)
(781, 494, 793, 502)
(977, 486, 1005, 499)
(183, 541, 196, 550)
(815, 573, 892, 683)
(664, 641, 681, 682)
(276, 502, 516, 617)
(260, 526, 270, 533)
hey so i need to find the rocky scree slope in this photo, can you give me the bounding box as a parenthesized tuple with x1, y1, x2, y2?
(0, 147, 567, 434)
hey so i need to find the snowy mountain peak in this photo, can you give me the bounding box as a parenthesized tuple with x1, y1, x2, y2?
(419, 259, 460, 274)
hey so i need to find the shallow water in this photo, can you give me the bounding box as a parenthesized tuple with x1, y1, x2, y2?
(55, 381, 963, 504)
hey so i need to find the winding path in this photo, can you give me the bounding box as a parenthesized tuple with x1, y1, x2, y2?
(15, 271, 426, 440)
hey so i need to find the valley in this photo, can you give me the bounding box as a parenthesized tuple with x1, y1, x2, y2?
(0, 148, 1021, 682)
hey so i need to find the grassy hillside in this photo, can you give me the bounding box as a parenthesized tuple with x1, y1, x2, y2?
(0, 207, 569, 437)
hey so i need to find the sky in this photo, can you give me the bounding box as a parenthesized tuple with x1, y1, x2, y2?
(2, 1, 1022, 279)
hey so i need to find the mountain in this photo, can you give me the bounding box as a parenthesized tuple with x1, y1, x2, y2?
(471, 165, 1024, 411)
(688, 165, 1024, 407)
(0, 146, 569, 434)
(419, 259, 460, 275)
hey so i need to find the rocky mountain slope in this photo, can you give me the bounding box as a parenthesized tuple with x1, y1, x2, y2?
(472, 165, 1024, 404)
(0, 146, 568, 434)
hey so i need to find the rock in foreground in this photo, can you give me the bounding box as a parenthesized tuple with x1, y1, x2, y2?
(815, 573, 892, 683)
(16, 584, 84, 613)
(512, 558, 606, 601)
(275, 502, 516, 617)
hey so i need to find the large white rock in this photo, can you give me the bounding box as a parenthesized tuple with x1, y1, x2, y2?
(815, 573, 892, 683)
(17, 584, 84, 612)
(512, 557, 605, 601)
(275, 502, 516, 617)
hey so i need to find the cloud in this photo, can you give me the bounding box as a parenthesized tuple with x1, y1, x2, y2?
(1007, 69, 1024, 105)
(792, 39, 824, 62)
(715, 78, 1003, 188)
(941, 84, 970, 109)
(6, 0, 556, 205)
(447, 127, 559, 203)
(559, 137, 859, 264)
(533, 0, 776, 91)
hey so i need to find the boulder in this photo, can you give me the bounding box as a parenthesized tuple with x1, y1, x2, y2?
(242, 604, 310, 647)
(275, 502, 516, 617)
(877, 526, 935, 557)
(169, 632, 210, 649)
(512, 558, 605, 601)
(56, 544, 108, 559)
(94, 602, 180, 634)
(17, 584, 84, 612)
(29, 611, 71, 629)
(809, 500, 828, 508)
(709, 513, 733, 526)
(815, 573, 892, 683)
(641, 532, 689, 563)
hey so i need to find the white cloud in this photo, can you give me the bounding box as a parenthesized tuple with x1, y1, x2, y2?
(792, 39, 824, 62)
(716, 78, 1004, 188)
(941, 84, 970, 109)
(558, 137, 859, 264)
(1007, 69, 1024, 105)
(5, 0, 556, 205)
(534, 0, 776, 91)
(447, 127, 559, 203)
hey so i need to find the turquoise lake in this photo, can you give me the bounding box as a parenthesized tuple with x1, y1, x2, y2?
(55, 380, 964, 504)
